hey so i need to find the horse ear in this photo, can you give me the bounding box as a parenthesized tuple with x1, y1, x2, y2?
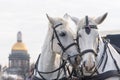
(95, 12, 108, 24)
(63, 13, 70, 20)
(46, 14, 54, 24)
(70, 17, 79, 25)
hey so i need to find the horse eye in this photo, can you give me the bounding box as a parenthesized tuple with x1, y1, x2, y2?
(59, 32, 66, 37)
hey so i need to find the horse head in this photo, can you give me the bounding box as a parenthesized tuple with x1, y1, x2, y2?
(70, 13, 108, 72)
(46, 14, 80, 68)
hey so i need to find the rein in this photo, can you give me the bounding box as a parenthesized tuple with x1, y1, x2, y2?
(33, 23, 78, 80)
(33, 54, 68, 80)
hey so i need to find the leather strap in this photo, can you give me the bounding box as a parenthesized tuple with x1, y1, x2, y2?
(83, 70, 120, 80)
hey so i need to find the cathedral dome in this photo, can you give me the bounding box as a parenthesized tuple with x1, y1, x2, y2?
(12, 31, 27, 51)
(12, 42, 27, 51)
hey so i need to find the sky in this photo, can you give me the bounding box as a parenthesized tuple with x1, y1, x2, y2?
(0, 0, 120, 66)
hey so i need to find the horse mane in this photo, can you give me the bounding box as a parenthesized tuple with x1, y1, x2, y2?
(41, 23, 53, 54)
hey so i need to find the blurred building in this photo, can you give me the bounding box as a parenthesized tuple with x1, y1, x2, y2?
(7, 31, 30, 78)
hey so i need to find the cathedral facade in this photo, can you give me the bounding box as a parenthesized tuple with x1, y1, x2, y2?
(7, 31, 30, 78)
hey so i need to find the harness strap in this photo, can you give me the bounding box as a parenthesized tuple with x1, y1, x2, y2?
(37, 61, 67, 74)
(58, 43, 77, 53)
(34, 54, 46, 80)
(89, 67, 99, 77)
(66, 65, 71, 76)
(53, 27, 65, 51)
(52, 23, 78, 56)
(34, 60, 67, 80)
(107, 44, 120, 71)
(33, 23, 77, 80)
(97, 39, 108, 69)
(35, 54, 41, 75)
(38, 72, 46, 80)
(33, 54, 68, 80)
(87, 39, 120, 79)
(76, 31, 81, 53)
(32, 76, 68, 80)
(90, 39, 115, 76)
(80, 49, 97, 57)
(32, 76, 43, 80)
(83, 70, 120, 80)
(102, 50, 108, 71)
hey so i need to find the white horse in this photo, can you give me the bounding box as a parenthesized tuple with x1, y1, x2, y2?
(33, 14, 80, 80)
(70, 13, 120, 80)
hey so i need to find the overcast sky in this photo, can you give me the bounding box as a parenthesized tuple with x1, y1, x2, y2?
(0, 0, 120, 66)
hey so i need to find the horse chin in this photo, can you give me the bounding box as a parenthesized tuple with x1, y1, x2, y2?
(69, 56, 81, 68)
(71, 63, 79, 68)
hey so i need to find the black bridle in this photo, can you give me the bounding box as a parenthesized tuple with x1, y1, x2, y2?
(51, 23, 77, 53)
(33, 54, 67, 80)
(76, 16, 120, 80)
(79, 39, 120, 80)
(32, 23, 79, 80)
(76, 16, 99, 57)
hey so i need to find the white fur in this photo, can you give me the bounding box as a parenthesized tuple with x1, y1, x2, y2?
(97, 37, 120, 80)
(33, 15, 79, 79)
(71, 13, 120, 80)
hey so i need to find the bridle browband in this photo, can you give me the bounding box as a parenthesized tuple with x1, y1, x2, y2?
(33, 23, 79, 80)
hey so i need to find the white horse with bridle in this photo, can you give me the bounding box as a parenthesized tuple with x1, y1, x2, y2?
(32, 14, 80, 80)
(70, 13, 120, 80)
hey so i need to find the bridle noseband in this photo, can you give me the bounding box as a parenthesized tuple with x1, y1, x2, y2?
(80, 49, 97, 57)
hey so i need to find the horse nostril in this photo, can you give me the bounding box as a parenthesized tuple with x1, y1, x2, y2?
(84, 61, 95, 71)
(83, 61, 86, 67)
(75, 56, 81, 65)
(75, 57, 78, 64)
(83, 61, 89, 71)
(86, 66, 89, 71)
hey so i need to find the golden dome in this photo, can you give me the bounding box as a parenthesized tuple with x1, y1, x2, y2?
(12, 31, 28, 51)
(12, 42, 27, 51)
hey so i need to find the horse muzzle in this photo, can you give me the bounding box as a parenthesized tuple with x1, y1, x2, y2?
(83, 61, 95, 72)
(68, 55, 81, 68)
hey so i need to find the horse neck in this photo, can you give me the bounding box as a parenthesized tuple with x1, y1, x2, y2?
(96, 37, 104, 61)
(36, 28, 63, 79)
(97, 37, 120, 73)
